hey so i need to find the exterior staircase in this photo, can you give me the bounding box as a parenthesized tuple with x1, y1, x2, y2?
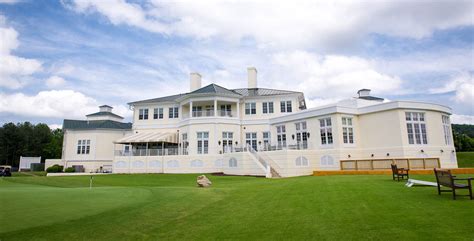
(246, 145, 282, 178)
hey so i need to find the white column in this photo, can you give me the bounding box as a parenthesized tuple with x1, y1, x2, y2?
(189, 101, 193, 118)
(214, 99, 217, 117)
(236, 101, 240, 118)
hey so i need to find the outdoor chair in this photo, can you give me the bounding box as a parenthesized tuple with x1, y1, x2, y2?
(391, 164, 409, 181)
(434, 168, 472, 200)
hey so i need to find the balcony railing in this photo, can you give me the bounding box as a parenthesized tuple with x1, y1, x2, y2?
(115, 148, 186, 157)
(192, 110, 215, 117)
(182, 110, 237, 119)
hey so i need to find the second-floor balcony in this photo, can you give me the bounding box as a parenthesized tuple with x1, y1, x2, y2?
(181, 98, 240, 120)
(183, 110, 237, 119)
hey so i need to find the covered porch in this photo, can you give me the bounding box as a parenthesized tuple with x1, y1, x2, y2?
(114, 132, 187, 156)
(181, 98, 240, 119)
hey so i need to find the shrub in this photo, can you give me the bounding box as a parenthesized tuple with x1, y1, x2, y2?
(65, 167, 75, 173)
(46, 164, 64, 173)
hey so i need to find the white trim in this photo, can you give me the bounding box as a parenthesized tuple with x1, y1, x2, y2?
(269, 101, 451, 125)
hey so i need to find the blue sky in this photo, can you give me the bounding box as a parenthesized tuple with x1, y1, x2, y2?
(0, 0, 473, 128)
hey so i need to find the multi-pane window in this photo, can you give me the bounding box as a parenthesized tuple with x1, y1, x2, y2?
(262, 102, 274, 114)
(406, 112, 428, 145)
(342, 117, 354, 144)
(222, 132, 233, 153)
(169, 107, 179, 118)
(276, 125, 287, 147)
(263, 132, 271, 150)
(153, 108, 163, 119)
(280, 101, 292, 113)
(246, 132, 258, 150)
(76, 140, 90, 155)
(442, 115, 452, 145)
(295, 121, 308, 149)
(245, 102, 256, 115)
(181, 133, 188, 155)
(138, 108, 148, 120)
(197, 132, 209, 154)
(319, 117, 333, 145)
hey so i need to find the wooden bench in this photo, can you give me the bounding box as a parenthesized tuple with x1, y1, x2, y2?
(391, 164, 409, 181)
(434, 168, 472, 200)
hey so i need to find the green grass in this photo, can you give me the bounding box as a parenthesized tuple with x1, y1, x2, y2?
(457, 152, 474, 167)
(0, 174, 473, 241)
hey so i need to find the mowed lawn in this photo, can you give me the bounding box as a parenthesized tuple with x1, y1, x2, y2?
(0, 174, 473, 241)
(457, 152, 474, 167)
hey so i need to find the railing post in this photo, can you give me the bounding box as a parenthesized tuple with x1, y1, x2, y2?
(407, 159, 410, 169)
(370, 160, 374, 170)
(423, 158, 426, 169)
(355, 160, 358, 171)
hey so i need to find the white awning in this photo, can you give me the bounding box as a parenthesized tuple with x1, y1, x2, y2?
(115, 132, 178, 144)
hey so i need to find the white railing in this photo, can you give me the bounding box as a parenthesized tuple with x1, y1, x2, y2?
(192, 110, 215, 117)
(182, 110, 237, 119)
(246, 144, 281, 178)
(115, 148, 186, 157)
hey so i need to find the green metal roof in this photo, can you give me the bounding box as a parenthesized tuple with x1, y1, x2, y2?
(232, 88, 302, 97)
(190, 84, 241, 96)
(85, 111, 124, 119)
(63, 119, 132, 130)
(127, 84, 304, 105)
(128, 93, 186, 105)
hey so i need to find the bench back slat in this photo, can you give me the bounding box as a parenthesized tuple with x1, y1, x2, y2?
(434, 168, 454, 187)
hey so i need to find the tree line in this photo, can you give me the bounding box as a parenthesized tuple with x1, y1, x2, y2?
(0, 122, 63, 167)
(453, 124, 474, 152)
(0, 122, 473, 167)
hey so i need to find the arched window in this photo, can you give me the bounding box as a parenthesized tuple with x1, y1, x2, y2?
(167, 160, 179, 168)
(191, 160, 204, 167)
(132, 161, 145, 168)
(149, 160, 161, 168)
(295, 156, 309, 166)
(320, 155, 334, 166)
(115, 161, 127, 168)
(229, 158, 238, 168)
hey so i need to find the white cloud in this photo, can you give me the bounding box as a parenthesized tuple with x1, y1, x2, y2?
(0, 0, 21, 4)
(0, 15, 42, 89)
(269, 51, 402, 99)
(66, 0, 168, 33)
(0, 90, 98, 118)
(454, 82, 474, 105)
(66, 0, 473, 49)
(451, 114, 474, 125)
(429, 72, 474, 105)
(46, 75, 66, 88)
(48, 124, 62, 129)
(0, 89, 133, 120)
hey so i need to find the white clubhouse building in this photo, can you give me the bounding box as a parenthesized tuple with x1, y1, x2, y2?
(59, 67, 457, 177)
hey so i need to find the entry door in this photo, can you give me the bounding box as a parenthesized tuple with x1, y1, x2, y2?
(296, 122, 308, 149)
(246, 132, 257, 151)
(222, 132, 233, 153)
